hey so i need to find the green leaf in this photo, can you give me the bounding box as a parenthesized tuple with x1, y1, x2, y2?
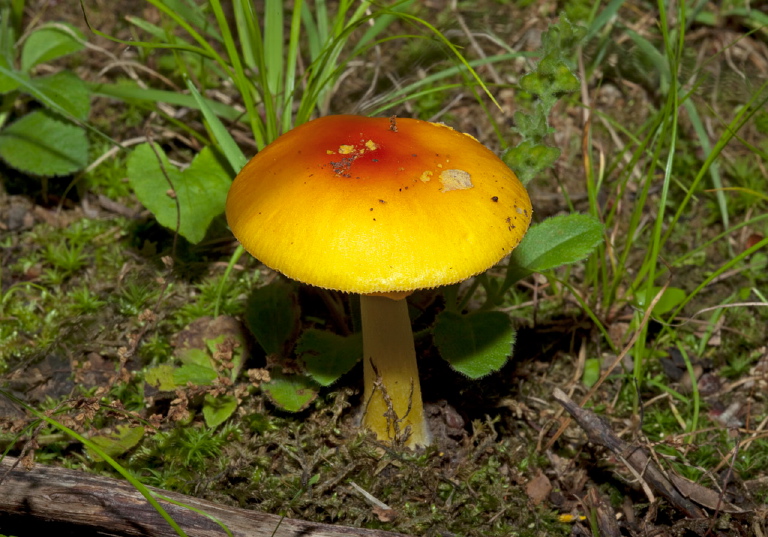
(519, 59, 579, 98)
(186, 78, 245, 172)
(126, 143, 231, 244)
(173, 363, 217, 386)
(653, 287, 686, 316)
(507, 15, 585, 184)
(582, 358, 601, 388)
(203, 394, 238, 428)
(21, 22, 86, 72)
(511, 109, 551, 142)
(625, 27, 670, 92)
(504, 139, 560, 185)
(88, 80, 244, 122)
(511, 213, 604, 273)
(433, 311, 515, 379)
(634, 286, 687, 316)
(205, 334, 246, 382)
(261, 370, 318, 412)
(125, 15, 168, 40)
(87, 425, 145, 462)
(244, 281, 299, 356)
(245, 412, 279, 434)
(177, 347, 214, 368)
(541, 15, 586, 69)
(297, 330, 362, 387)
(0, 109, 88, 176)
(0, 57, 22, 93)
(29, 71, 91, 120)
(145, 364, 177, 391)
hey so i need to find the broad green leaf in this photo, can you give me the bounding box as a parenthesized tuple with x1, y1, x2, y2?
(433, 311, 515, 379)
(30, 71, 91, 120)
(511, 213, 604, 273)
(653, 287, 686, 316)
(87, 425, 145, 462)
(173, 363, 217, 386)
(0, 17, 17, 62)
(0, 109, 88, 176)
(634, 286, 687, 316)
(582, 358, 601, 388)
(751, 253, 768, 273)
(262, 370, 318, 412)
(203, 394, 238, 428)
(21, 22, 86, 72)
(244, 281, 299, 356)
(145, 364, 177, 391)
(178, 347, 214, 368)
(126, 143, 231, 244)
(297, 330, 362, 387)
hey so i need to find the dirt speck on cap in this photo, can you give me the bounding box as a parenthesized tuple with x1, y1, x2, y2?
(439, 169, 473, 191)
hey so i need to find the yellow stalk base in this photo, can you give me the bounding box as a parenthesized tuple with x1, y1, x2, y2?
(360, 295, 431, 447)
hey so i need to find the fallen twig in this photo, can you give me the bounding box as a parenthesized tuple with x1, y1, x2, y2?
(0, 455, 409, 537)
(553, 388, 707, 518)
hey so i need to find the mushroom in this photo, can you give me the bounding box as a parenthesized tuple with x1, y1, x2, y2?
(226, 115, 531, 447)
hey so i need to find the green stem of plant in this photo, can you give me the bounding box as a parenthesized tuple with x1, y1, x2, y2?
(629, 0, 684, 410)
(676, 343, 700, 443)
(213, 244, 245, 318)
(456, 277, 482, 312)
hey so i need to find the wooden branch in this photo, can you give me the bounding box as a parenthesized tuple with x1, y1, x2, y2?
(552, 388, 706, 518)
(0, 456, 409, 537)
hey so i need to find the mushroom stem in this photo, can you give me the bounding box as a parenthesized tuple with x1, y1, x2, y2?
(360, 295, 431, 447)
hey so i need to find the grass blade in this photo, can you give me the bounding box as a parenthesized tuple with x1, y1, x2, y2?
(185, 78, 247, 172)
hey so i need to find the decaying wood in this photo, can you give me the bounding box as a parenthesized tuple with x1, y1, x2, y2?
(0, 456, 409, 537)
(584, 487, 621, 537)
(552, 388, 707, 518)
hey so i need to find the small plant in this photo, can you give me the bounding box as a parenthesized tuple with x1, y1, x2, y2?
(0, 18, 91, 178)
(44, 242, 87, 274)
(503, 16, 585, 185)
(117, 281, 158, 317)
(144, 330, 249, 428)
(128, 423, 241, 491)
(70, 286, 106, 314)
(720, 349, 760, 379)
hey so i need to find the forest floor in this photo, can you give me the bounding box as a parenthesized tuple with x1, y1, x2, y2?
(1, 1, 768, 536)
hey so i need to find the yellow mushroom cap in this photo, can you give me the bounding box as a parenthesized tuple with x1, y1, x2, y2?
(226, 115, 532, 294)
